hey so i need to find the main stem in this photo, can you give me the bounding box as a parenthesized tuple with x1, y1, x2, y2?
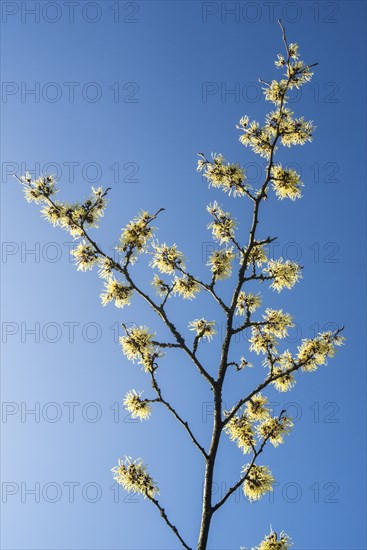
(197, 92, 285, 548)
(197, 384, 222, 549)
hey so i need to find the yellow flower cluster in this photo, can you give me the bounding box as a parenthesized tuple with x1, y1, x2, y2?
(271, 362, 296, 393)
(41, 186, 107, 237)
(207, 201, 237, 244)
(239, 106, 314, 161)
(22, 174, 56, 203)
(100, 278, 133, 308)
(224, 412, 255, 454)
(249, 327, 277, 355)
(150, 242, 185, 274)
(235, 292, 262, 315)
(268, 41, 313, 103)
(263, 79, 288, 104)
(256, 416, 293, 447)
(246, 394, 269, 421)
(173, 275, 200, 300)
(71, 242, 97, 271)
(112, 457, 158, 498)
(298, 332, 344, 372)
(267, 107, 314, 148)
(263, 259, 301, 292)
(151, 275, 170, 298)
(198, 154, 247, 197)
(98, 257, 115, 279)
(288, 61, 313, 89)
(270, 164, 303, 200)
(280, 116, 315, 148)
(288, 42, 299, 59)
(275, 53, 287, 68)
(263, 309, 293, 338)
(120, 326, 161, 371)
(189, 318, 217, 341)
(275, 41, 313, 87)
(243, 464, 274, 501)
(118, 210, 154, 257)
(226, 397, 292, 456)
(253, 530, 292, 550)
(238, 117, 273, 159)
(247, 244, 268, 267)
(207, 248, 236, 280)
(265, 108, 291, 135)
(123, 390, 151, 421)
(272, 371, 295, 391)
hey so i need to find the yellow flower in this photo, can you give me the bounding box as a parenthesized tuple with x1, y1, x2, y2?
(247, 244, 268, 266)
(123, 390, 151, 421)
(263, 259, 301, 292)
(256, 416, 293, 447)
(274, 54, 286, 68)
(98, 257, 115, 279)
(85, 186, 107, 226)
(270, 165, 303, 200)
(22, 175, 56, 203)
(239, 357, 253, 370)
(249, 327, 277, 355)
(151, 275, 170, 298)
(287, 61, 313, 89)
(118, 211, 154, 256)
(150, 242, 185, 274)
(263, 309, 293, 339)
(207, 248, 235, 280)
(100, 278, 132, 308)
(263, 79, 288, 104)
(198, 153, 247, 197)
(41, 202, 64, 226)
(238, 118, 273, 159)
(265, 108, 292, 137)
(271, 364, 296, 393)
(173, 275, 200, 300)
(112, 457, 158, 498)
(207, 201, 237, 244)
(288, 42, 299, 59)
(70, 241, 97, 271)
(224, 412, 255, 454)
(243, 464, 274, 501)
(236, 292, 262, 315)
(298, 332, 344, 372)
(58, 205, 85, 237)
(274, 53, 286, 69)
(246, 394, 269, 421)
(189, 319, 217, 341)
(280, 117, 315, 147)
(253, 530, 292, 550)
(38, 185, 107, 237)
(120, 326, 162, 371)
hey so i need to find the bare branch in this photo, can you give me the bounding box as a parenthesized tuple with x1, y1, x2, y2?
(146, 494, 192, 550)
(123, 266, 216, 388)
(278, 18, 289, 56)
(148, 369, 208, 459)
(151, 340, 181, 349)
(175, 265, 230, 314)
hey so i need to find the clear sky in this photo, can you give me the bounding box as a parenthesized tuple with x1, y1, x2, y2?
(1, 1, 366, 549)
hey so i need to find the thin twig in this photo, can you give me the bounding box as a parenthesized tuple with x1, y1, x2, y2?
(146, 495, 192, 550)
(148, 369, 208, 459)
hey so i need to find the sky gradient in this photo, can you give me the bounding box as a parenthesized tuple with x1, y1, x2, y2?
(1, 1, 366, 549)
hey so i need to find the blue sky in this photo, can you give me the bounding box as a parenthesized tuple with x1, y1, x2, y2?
(1, 1, 366, 549)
